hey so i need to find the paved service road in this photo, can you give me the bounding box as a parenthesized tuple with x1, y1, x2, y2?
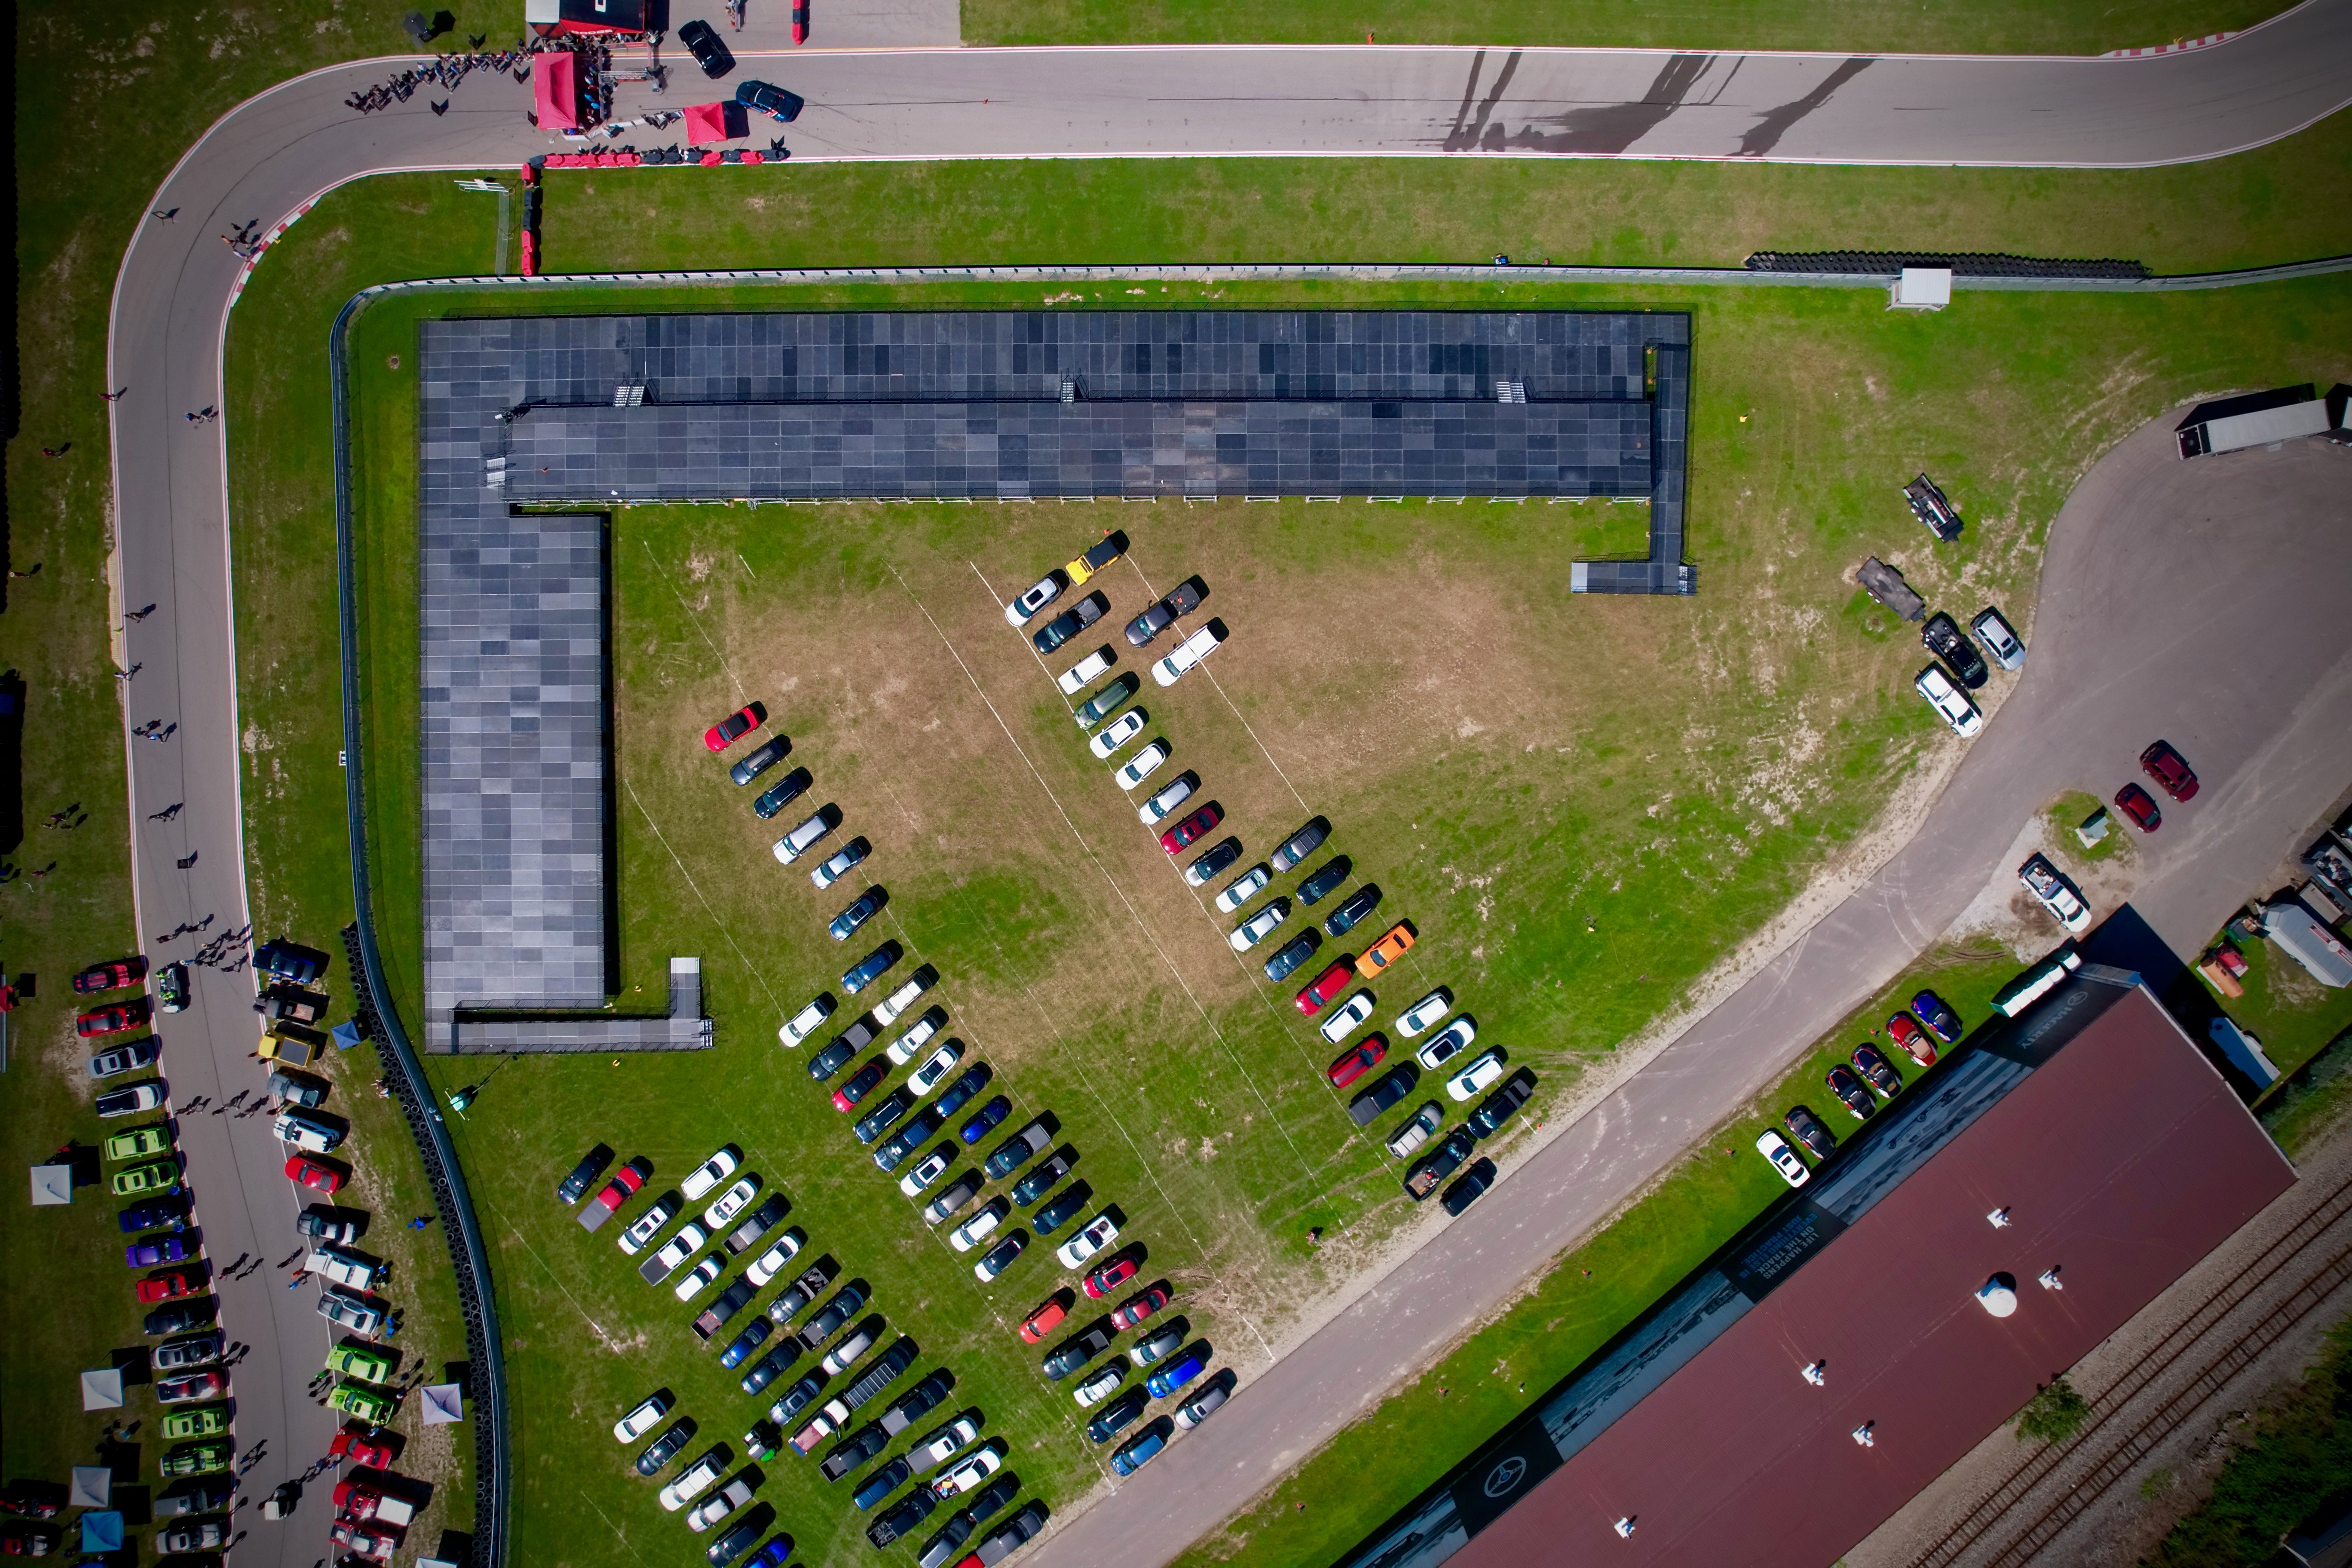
(101, 6, 2352, 1565)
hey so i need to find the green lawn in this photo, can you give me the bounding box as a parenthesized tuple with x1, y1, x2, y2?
(964, 0, 2290, 53)
(545, 118, 2352, 278)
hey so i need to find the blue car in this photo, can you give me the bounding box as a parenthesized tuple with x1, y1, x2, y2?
(752, 767, 813, 821)
(841, 941, 903, 995)
(746, 1539, 793, 1568)
(1911, 989, 1965, 1044)
(119, 1200, 189, 1234)
(851, 1458, 911, 1511)
(126, 1236, 193, 1268)
(720, 1317, 773, 1369)
(1109, 1427, 1165, 1476)
(931, 1065, 992, 1123)
(1147, 1350, 1207, 1399)
(959, 1096, 1012, 1145)
(830, 887, 888, 943)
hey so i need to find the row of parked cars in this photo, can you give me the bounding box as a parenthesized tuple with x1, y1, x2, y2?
(1912, 605, 2024, 740)
(1753, 989, 1969, 1186)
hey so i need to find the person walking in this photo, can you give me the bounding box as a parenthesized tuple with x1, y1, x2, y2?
(101, 388, 127, 402)
(115, 664, 142, 681)
(176, 851, 199, 870)
(148, 802, 184, 821)
(126, 603, 156, 622)
(152, 207, 178, 220)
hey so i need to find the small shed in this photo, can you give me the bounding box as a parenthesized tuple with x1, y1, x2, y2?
(1890, 267, 1953, 310)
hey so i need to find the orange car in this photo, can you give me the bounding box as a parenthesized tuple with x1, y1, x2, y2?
(1019, 1295, 1068, 1345)
(1355, 922, 1417, 977)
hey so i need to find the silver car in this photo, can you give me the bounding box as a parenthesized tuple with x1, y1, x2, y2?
(1228, 899, 1289, 952)
(1971, 606, 2026, 670)
(1137, 774, 1196, 827)
(1214, 865, 1271, 914)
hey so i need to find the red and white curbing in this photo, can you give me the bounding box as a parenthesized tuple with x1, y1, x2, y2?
(225, 196, 320, 308)
(2103, 29, 2238, 58)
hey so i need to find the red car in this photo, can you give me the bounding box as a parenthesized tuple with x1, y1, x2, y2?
(1019, 1296, 1068, 1344)
(330, 1422, 401, 1468)
(285, 1154, 348, 1194)
(1885, 1013, 1936, 1068)
(331, 1518, 399, 1563)
(77, 999, 151, 1037)
(831, 1057, 888, 1113)
(2140, 739, 2199, 802)
(74, 957, 149, 994)
(1109, 1284, 1170, 1331)
(1083, 1253, 1139, 1300)
(1325, 1036, 1386, 1087)
(703, 701, 767, 752)
(1159, 803, 1223, 855)
(592, 1157, 651, 1213)
(2114, 781, 2162, 832)
(137, 1270, 198, 1304)
(792, 0, 809, 42)
(1295, 959, 1357, 1016)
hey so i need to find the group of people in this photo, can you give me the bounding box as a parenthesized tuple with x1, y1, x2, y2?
(344, 48, 530, 114)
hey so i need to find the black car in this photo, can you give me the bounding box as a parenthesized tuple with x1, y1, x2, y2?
(1043, 1322, 1115, 1379)
(879, 1370, 955, 1436)
(1850, 1043, 1903, 1099)
(119, 1197, 190, 1233)
(752, 766, 813, 820)
(873, 1109, 946, 1173)
(1323, 884, 1381, 938)
(833, 1057, 888, 1109)
(1263, 932, 1320, 983)
(679, 17, 736, 77)
(854, 1087, 917, 1145)
(1123, 578, 1206, 648)
(766, 1263, 833, 1326)
(868, 1483, 940, 1547)
(830, 886, 888, 943)
(256, 938, 330, 985)
(819, 1422, 891, 1482)
(1086, 1387, 1150, 1444)
(144, 1299, 215, 1336)
(1825, 1063, 1877, 1121)
(974, 1233, 1026, 1280)
(984, 1119, 1054, 1180)
(707, 1518, 763, 1567)
(1032, 591, 1109, 655)
(1031, 1182, 1093, 1236)
(932, 1065, 992, 1122)
(1271, 818, 1330, 873)
(1464, 1070, 1536, 1139)
(917, 1476, 1021, 1568)
(766, 1370, 826, 1422)
(1010, 1150, 1075, 1207)
(741, 1342, 802, 1396)
(808, 1038, 859, 1081)
(720, 1317, 773, 1369)
(976, 1504, 1049, 1560)
(1184, 836, 1242, 888)
(1783, 1105, 1837, 1160)
(853, 1457, 913, 1511)
(1296, 856, 1351, 905)
(1347, 1063, 1418, 1127)
(796, 1282, 871, 1351)
(842, 940, 903, 994)
(959, 1095, 1012, 1145)
(1439, 1157, 1498, 1216)
(730, 735, 791, 787)
(1921, 612, 1989, 689)
(694, 1276, 760, 1339)
(923, 1174, 982, 1225)
(557, 1143, 615, 1205)
(735, 79, 805, 122)
(635, 1417, 697, 1476)
(725, 1194, 793, 1256)
(1403, 1127, 1476, 1201)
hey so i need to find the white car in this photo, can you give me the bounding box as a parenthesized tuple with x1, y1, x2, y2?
(98, 1081, 166, 1116)
(1385, 1102, 1444, 1159)
(778, 995, 836, 1047)
(702, 1176, 760, 1231)
(1396, 987, 1454, 1038)
(1213, 865, 1271, 915)
(2018, 853, 2092, 934)
(1319, 991, 1376, 1044)
(745, 1233, 803, 1287)
(907, 1041, 965, 1097)
(1152, 623, 1226, 687)
(1445, 1047, 1507, 1102)
(613, 1393, 673, 1443)
(317, 1289, 385, 1336)
(1228, 900, 1289, 952)
(1137, 774, 1196, 826)
(898, 1147, 954, 1198)
(1005, 573, 1064, 626)
(1113, 741, 1171, 791)
(1072, 1363, 1126, 1407)
(681, 1148, 740, 1201)
(1756, 1130, 1811, 1188)
(949, 1198, 1009, 1253)
(873, 969, 936, 1027)
(686, 1473, 756, 1532)
(1972, 606, 2026, 670)
(672, 1256, 725, 1302)
(1055, 1212, 1121, 1270)
(1087, 710, 1145, 760)
(1057, 646, 1115, 695)
(929, 1446, 1004, 1498)
(1415, 1017, 1478, 1072)
(618, 1194, 680, 1256)
(1914, 664, 1983, 738)
(886, 1008, 946, 1066)
(658, 1449, 728, 1512)
(647, 1222, 708, 1281)
(908, 1415, 980, 1473)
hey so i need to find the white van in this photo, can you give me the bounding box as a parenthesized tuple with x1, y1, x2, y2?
(1152, 625, 1226, 687)
(772, 803, 842, 864)
(1057, 646, 1115, 696)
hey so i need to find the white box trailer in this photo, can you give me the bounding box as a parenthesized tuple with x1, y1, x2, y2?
(2177, 384, 2335, 458)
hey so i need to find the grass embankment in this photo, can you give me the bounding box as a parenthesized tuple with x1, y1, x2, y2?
(964, 0, 2290, 52)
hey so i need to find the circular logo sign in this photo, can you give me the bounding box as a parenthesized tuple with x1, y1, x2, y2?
(1482, 1456, 1528, 1498)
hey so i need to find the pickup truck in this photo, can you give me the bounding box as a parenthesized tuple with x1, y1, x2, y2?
(307, 1245, 387, 1291)
(790, 1338, 918, 1457)
(332, 1477, 416, 1528)
(692, 1275, 759, 1340)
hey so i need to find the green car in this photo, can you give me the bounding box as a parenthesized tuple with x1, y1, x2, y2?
(111, 1160, 182, 1197)
(330, 1383, 395, 1423)
(159, 1441, 230, 1477)
(104, 1125, 173, 1162)
(162, 1406, 230, 1440)
(327, 1343, 395, 1384)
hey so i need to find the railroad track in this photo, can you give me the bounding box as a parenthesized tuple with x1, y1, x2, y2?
(1908, 1168, 2352, 1568)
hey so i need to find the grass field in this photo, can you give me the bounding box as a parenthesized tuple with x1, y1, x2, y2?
(962, 0, 2291, 53)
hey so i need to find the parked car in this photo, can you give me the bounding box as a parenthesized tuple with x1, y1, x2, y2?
(1262, 932, 1320, 983)
(114, 1159, 184, 1198)
(1214, 864, 1272, 913)
(842, 941, 903, 994)
(1323, 885, 1382, 938)
(1087, 1387, 1149, 1444)
(1914, 664, 1982, 738)
(1396, 987, 1453, 1038)
(886, 1006, 949, 1066)
(1114, 741, 1171, 791)
(1757, 1129, 1810, 1187)
(735, 79, 805, 121)
(156, 1369, 224, 1403)
(777, 994, 836, 1048)
(1271, 819, 1329, 873)
(1124, 578, 1205, 647)
(974, 1233, 1027, 1282)
(1440, 1158, 1499, 1216)
(679, 16, 736, 76)
(949, 1198, 1011, 1253)
(867, 1487, 940, 1549)
(77, 999, 150, 1037)
(1385, 1101, 1445, 1158)
(1175, 1381, 1229, 1429)
(1075, 674, 1140, 731)
(1055, 1212, 1121, 1271)
(1010, 1151, 1075, 1207)
(1005, 571, 1066, 626)
(87, 1039, 160, 1079)
(772, 803, 843, 864)
(898, 1147, 956, 1199)
(1404, 1127, 1476, 1200)
(673, 1257, 726, 1302)
(709, 1520, 766, 1566)
(1111, 1283, 1171, 1331)
(1183, 837, 1242, 888)
(1296, 856, 1352, 905)
(1065, 532, 1127, 584)
(1349, 1064, 1417, 1127)
(1021, 1296, 1069, 1344)
(1057, 646, 1115, 695)
(75, 956, 150, 993)
(811, 837, 872, 890)
(1084, 1253, 1139, 1299)
(1110, 1428, 1165, 1475)
(637, 1418, 697, 1476)
(1137, 772, 1198, 827)
(704, 702, 766, 751)
(1042, 1322, 1115, 1379)
(1886, 1011, 1937, 1067)
(1072, 1360, 1125, 1407)
(2115, 781, 2162, 832)
(796, 1283, 871, 1351)
(703, 1177, 762, 1232)
(729, 735, 791, 787)
(1229, 899, 1289, 952)
(1087, 708, 1146, 759)
(1152, 623, 1226, 686)
(751, 766, 813, 820)
(96, 1081, 166, 1118)
(1921, 612, 1988, 689)
(1033, 591, 1109, 655)
(2018, 852, 2092, 933)
(1032, 1183, 1092, 1236)
(1824, 1063, 1877, 1121)
(284, 1154, 347, 1193)
(659, 1446, 733, 1512)
(984, 1119, 1053, 1179)
(1319, 990, 1377, 1044)
(2141, 739, 2199, 800)
(1326, 1035, 1386, 1087)
(1465, 1071, 1534, 1139)
(1783, 1106, 1836, 1160)
(745, 1231, 805, 1287)
(1158, 802, 1221, 854)
(1911, 990, 1964, 1044)
(959, 1096, 1012, 1145)
(1357, 921, 1416, 977)
(268, 1067, 328, 1107)
(1850, 1043, 1902, 1099)
(1415, 1016, 1477, 1072)
(642, 1222, 708, 1287)
(1972, 606, 2026, 670)
(874, 1109, 947, 1174)
(720, 1318, 774, 1370)
(119, 1197, 189, 1233)
(615, 1393, 675, 1443)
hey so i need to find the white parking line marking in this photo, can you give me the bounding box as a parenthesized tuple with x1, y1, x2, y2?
(621, 777, 784, 1012)
(643, 540, 749, 702)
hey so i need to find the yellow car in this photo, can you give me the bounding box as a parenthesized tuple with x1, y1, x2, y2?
(104, 1125, 173, 1162)
(162, 1406, 230, 1440)
(1062, 532, 1126, 588)
(112, 1160, 183, 1197)
(328, 1342, 395, 1384)
(330, 1383, 395, 1423)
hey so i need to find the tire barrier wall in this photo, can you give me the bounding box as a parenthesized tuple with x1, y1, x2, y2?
(1746, 250, 2153, 279)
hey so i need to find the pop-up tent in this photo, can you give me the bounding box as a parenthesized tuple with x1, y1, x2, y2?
(79, 1513, 123, 1555)
(684, 101, 749, 144)
(79, 1369, 124, 1412)
(420, 1383, 465, 1424)
(533, 52, 579, 132)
